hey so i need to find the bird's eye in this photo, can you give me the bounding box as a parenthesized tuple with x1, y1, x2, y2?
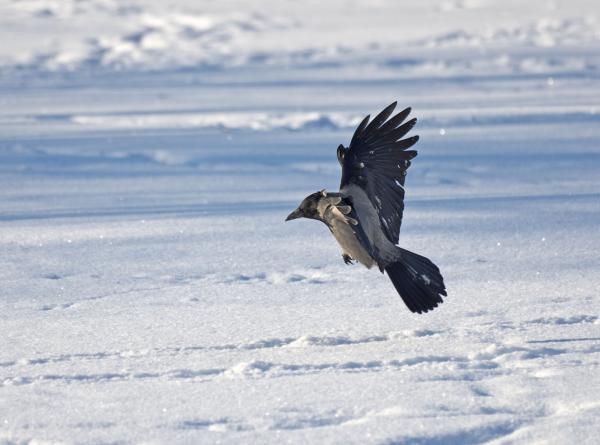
(337, 145, 345, 164)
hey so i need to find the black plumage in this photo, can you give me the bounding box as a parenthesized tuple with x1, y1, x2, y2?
(339, 101, 418, 244)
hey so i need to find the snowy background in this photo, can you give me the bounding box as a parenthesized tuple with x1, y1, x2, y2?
(1, 0, 600, 443)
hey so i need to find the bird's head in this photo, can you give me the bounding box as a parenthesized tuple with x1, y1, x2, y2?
(285, 190, 325, 221)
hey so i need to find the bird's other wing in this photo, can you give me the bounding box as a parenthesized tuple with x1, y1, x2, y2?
(338, 102, 418, 245)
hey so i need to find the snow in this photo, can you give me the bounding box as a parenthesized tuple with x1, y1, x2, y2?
(1, 0, 600, 443)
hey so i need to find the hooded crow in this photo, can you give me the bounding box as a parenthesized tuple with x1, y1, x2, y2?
(286, 102, 446, 313)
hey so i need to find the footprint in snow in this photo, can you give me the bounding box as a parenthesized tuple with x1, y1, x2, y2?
(223, 270, 331, 285)
(179, 418, 236, 432)
(42, 273, 64, 280)
(527, 315, 597, 325)
(39, 302, 76, 311)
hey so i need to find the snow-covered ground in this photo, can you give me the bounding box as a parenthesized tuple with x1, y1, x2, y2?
(1, 0, 600, 443)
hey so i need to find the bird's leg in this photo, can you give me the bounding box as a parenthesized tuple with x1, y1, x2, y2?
(342, 253, 355, 265)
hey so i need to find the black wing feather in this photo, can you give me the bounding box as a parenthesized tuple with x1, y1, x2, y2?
(363, 101, 397, 137)
(350, 115, 370, 146)
(339, 102, 419, 245)
(376, 107, 411, 136)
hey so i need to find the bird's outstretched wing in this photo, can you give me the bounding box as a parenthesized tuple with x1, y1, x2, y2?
(338, 102, 418, 245)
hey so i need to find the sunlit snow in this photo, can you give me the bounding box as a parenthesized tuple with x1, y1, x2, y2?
(1, 0, 599, 444)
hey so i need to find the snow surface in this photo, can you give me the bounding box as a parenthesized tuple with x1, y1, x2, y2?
(1, 0, 600, 443)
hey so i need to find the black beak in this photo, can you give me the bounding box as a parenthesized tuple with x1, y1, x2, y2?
(285, 208, 302, 221)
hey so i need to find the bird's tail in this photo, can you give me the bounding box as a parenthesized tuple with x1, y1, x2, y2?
(384, 248, 446, 314)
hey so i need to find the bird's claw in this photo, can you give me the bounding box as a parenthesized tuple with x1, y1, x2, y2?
(343, 254, 355, 265)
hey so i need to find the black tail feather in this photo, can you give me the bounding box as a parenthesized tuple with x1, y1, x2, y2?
(384, 248, 446, 314)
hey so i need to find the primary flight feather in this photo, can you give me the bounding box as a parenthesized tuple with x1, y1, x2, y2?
(286, 102, 447, 313)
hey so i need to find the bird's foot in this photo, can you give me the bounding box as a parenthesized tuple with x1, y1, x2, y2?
(343, 254, 355, 265)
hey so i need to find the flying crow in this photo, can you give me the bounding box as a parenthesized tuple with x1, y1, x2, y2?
(286, 102, 446, 313)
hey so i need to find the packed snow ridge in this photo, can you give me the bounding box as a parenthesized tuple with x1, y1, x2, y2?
(416, 17, 600, 48)
(1, 0, 599, 73)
